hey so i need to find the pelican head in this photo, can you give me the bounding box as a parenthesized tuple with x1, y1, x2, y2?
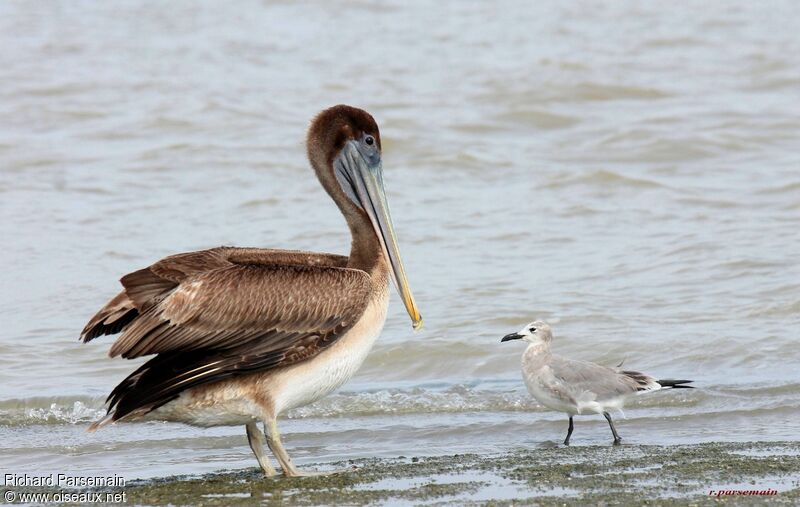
(501, 320, 553, 344)
(307, 105, 422, 330)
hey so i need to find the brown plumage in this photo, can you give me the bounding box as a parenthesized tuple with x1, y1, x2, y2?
(82, 247, 371, 421)
(81, 105, 421, 477)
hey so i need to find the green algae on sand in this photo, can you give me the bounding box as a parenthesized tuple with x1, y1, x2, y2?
(7, 441, 800, 506)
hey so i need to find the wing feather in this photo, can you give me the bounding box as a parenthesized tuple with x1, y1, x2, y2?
(548, 356, 649, 403)
(81, 247, 372, 425)
(80, 292, 138, 341)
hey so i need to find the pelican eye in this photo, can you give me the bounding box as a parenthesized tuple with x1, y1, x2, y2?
(365, 135, 374, 146)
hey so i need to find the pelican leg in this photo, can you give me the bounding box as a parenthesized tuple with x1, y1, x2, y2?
(564, 416, 574, 446)
(246, 421, 277, 477)
(264, 418, 349, 477)
(603, 412, 622, 445)
(264, 417, 322, 477)
(263, 418, 301, 476)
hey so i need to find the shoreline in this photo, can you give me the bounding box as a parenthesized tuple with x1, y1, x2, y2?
(6, 440, 799, 505)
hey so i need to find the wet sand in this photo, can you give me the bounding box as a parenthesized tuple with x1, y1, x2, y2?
(7, 440, 799, 505)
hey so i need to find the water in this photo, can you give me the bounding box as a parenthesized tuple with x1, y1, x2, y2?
(1, 0, 799, 481)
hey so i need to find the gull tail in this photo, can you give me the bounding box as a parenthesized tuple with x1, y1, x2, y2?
(657, 379, 694, 389)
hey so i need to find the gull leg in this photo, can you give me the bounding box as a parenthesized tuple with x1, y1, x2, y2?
(246, 421, 277, 477)
(603, 412, 622, 445)
(264, 418, 350, 477)
(564, 416, 574, 446)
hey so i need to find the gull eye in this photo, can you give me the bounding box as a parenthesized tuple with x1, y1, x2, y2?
(365, 135, 375, 146)
(529, 327, 537, 332)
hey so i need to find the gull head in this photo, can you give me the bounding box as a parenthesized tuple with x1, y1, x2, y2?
(501, 320, 553, 345)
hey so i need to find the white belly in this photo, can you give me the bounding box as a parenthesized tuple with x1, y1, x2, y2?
(150, 288, 389, 426)
(268, 289, 389, 415)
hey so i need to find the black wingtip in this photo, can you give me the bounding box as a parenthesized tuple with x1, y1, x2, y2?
(657, 379, 695, 389)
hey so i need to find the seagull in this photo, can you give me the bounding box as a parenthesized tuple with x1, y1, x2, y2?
(81, 105, 423, 477)
(501, 320, 693, 445)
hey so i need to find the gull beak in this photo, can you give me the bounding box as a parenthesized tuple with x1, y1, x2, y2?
(334, 141, 423, 330)
(501, 333, 523, 342)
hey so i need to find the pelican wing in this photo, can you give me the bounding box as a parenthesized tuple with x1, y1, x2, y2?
(80, 247, 370, 422)
(81, 246, 351, 344)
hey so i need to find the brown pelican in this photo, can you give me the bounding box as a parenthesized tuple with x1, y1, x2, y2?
(81, 105, 422, 477)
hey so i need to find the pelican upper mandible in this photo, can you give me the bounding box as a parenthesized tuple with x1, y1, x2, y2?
(80, 105, 422, 477)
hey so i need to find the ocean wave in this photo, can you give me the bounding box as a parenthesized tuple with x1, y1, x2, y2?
(285, 386, 540, 419)
(756, 181, 800, 195)
(0, 389, 539, 426)
(2, 381, 796, 427)
(493, 109, 581, 130)
(0, 397, 106, 427)
(542, 169, 666, 190)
